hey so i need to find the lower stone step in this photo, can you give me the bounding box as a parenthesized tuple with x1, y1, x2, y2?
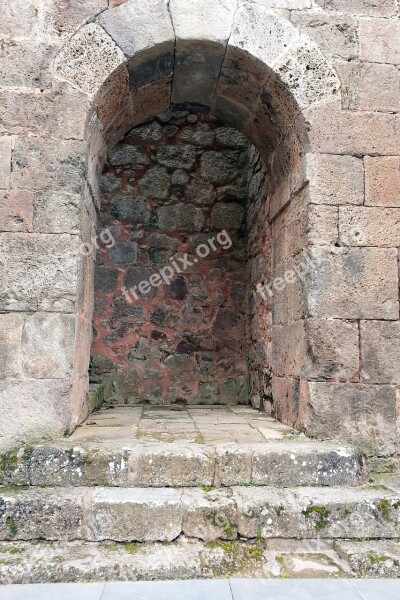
(0, 441, 365, 488)
(0, 485, 399, 543)
(1, 537, 399, 584)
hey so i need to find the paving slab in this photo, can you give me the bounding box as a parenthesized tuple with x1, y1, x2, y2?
(351, 579, 400, 600)
(0, 583, 105, 600)
(230, 579, 363, 600)
(101, 579, 233, 600)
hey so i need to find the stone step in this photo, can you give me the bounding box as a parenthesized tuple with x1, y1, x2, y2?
(0, 441, 365, 488)
(1, 485, 399, 544)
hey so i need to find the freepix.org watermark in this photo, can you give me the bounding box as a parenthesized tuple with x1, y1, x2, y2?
(122, 230, 233, 303)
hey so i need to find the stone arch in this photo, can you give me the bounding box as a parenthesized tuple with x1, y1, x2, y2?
(8, 0, 395, 456)
(50, 0, 342, 438)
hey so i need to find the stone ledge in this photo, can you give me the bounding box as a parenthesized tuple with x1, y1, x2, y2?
(0, 485, 398, 543)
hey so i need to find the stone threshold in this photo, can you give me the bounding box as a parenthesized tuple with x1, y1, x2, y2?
(0, 406, 365, 488)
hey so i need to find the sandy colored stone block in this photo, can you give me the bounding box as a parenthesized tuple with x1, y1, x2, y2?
(131, 444, 215, 487)
(0, 233, 80, 313)
(301, 381, 397, 455)
(339, 206, 400, 247)
(360, 19, 400, 64)
(0, 190, 33, 233)
(89, 488, 182, 542)
(365, 156, 400, 207)
(171, 0, 236, 44)
(295, 487, 400, 538)
(0, 137, 12, 190)
(33, 191, 81, 234)
(308, 247, 399, 320)
(0, 85, 92, 140)
(251, 443, 362, 486)
(0, 314, 24, 379)
(272, 321, 306, 377)
(0, 40, 58, 88)
(361, 321, 400, 384)
(357, 63, 399, 113)
(304, 318, 359, 381)
(290, 11, 358, 60)
(305, 102, 400, 155)
(230, 3, 299, 68)
(335, 540, 400, 578)
(54, 22, 125, 95)
(99, 0, 174, 59)
(324, 0, 396, 16)
(308, 204, 338, 246)
(0, 379, 72, 454)
(0, 488, 85, 541)
(307, 154, 364, 206)
(277, 35, 340, 110)
(234, 487, 300, 539)
(11, 136, 84, 193)
(215, 444, 252, 486)
(21, 313, 76, 379)
(182, 488, 237, 541)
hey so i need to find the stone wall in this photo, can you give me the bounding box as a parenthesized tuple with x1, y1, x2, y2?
(91, 111, 251, 405)
(0, 0, 399, 455)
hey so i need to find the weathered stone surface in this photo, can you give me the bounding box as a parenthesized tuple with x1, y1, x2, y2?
(89, 488, 182, 542)
(294, 487, 400, 538)
(0, 380, 72, 453)
(276, 35, 340, 110)
(171, 0, 236, 44)
(365, 156, 400, 208)
(182, 488, 237, 541)
(215, 127, 248, 149)
(157, 203, 204, 231)
(307, 154, 364, 206)
(0, 138, 12, 190)
(0, 190, 34, 233)
(200, 151, 245, 184)
(305, 101, 400, 155)
(33, 191, 81, 234)
(211, 203, 244, 230)
(0, 314, 24, 379)
(301, 381, 397, 456)
(21, 313, 75, 379)
(54, 23, 126, 95)
(179, 126, 214, 147)
(131, 444, 215, 487)
(307, 205, 338, 247)
(304, 318, 359, 381)
(335, 540, 400, 578)
(234, 487, 299, 539)
(0, 538, 267, 584)
(11, 136, 85, 193)
(0, 233, 80, 313)
(336, 61, 400, 113)
(361, 321, 400, 384)
(99, 0, 174, 59)
(139, 166, 170, 199)
(229, 3, 299, 68)
(0, 40, 58, 88)
(214, 445, 252, 487)
(111, 195, 150, 222)
(290, 12, 358, 60)
(109, 144, 149, 166)
(323, 0, 397, 16)
(0, 488, 84, 541)
(308, 247, 399, 320)
(251, 443, 363, 487)
(339, 206, 400, 247)
(359, 19, 400, 64)
(157, 145, 196, 170)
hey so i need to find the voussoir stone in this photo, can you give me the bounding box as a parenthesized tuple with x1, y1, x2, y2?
(99, 0, 174, 59)
(88, 488, 182, 542)
(54, 22, 126, 95)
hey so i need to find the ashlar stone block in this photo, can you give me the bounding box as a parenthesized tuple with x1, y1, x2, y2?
(365, 156, 400, 208)
(361, 321, 400, 384)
